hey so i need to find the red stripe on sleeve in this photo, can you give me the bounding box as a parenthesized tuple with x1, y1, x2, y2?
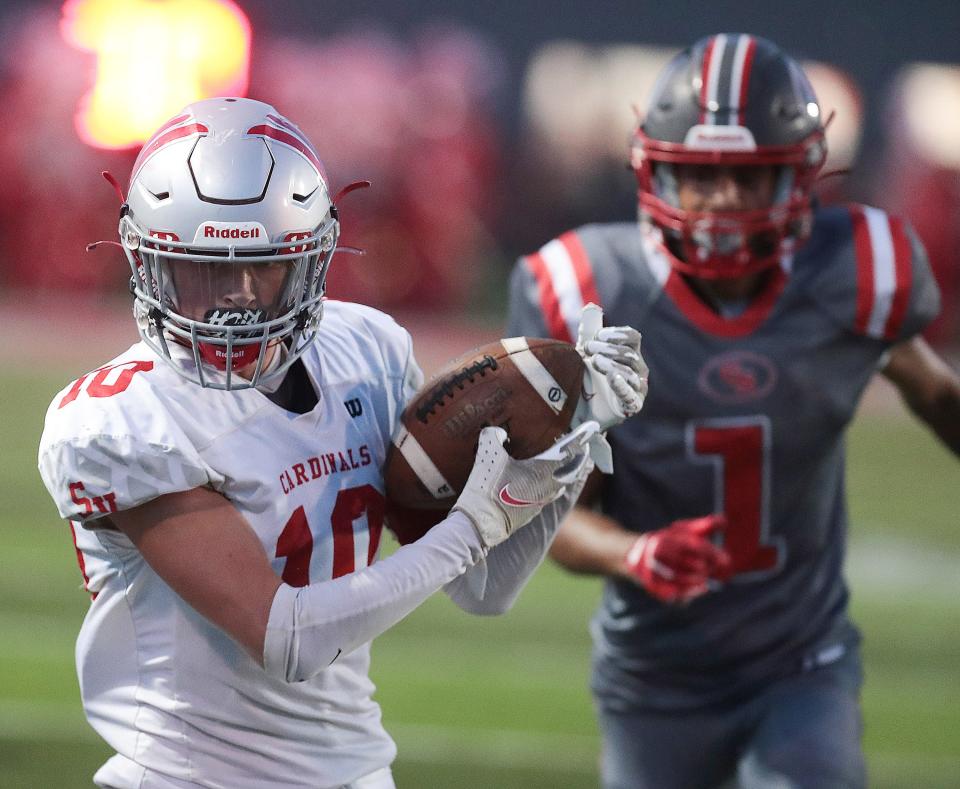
(699, 37, 717, 123)
(737, 38, 757, 125)
(849, 206, 875, 335)
(70, 522, 97, 600)
(523, 252, 572, 342)
(558, 231, 602, 309)
(883, 216, 913, 340)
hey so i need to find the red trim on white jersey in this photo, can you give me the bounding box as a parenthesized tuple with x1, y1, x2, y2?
(70, 522, 97, 600)
(850, 205, 913, 340)
(522, 231, 601, 343)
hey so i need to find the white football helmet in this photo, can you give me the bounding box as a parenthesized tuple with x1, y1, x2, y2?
(122, 97, 340, 389)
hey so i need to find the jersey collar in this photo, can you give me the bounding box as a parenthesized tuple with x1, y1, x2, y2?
(641, 226, 789, 338)
(664, 266, 787, 338)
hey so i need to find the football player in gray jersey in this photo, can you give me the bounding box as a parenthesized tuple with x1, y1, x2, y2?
(507, 34, 960, 789)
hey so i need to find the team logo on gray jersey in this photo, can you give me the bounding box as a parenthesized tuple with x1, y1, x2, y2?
(697, 351, 777, 404)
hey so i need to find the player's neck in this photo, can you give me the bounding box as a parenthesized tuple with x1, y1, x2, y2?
(683, 271, 771, 316)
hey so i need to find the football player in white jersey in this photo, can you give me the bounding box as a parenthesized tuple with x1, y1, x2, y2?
(37, 98, 647, 789)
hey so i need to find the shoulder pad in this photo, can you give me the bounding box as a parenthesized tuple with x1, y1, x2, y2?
(794, 204, 940, 342)
(38, 354, 211, 524)
(316, 301, 417, 383)
(312, 301, 423, 432)
(507, 223, 657, 342)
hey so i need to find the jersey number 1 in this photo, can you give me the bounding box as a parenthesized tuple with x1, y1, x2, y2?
(276, 485, 385, 587)
(690, 418, 781, 578)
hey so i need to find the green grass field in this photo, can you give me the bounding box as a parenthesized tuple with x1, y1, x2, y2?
(2, 364, 958, 788)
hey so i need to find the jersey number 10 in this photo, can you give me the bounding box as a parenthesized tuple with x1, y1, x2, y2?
(276, 485, 385, 587)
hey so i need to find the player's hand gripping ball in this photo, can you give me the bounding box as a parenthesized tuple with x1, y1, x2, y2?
(573, 303, 648, 431)
(383, 337, 586, 542)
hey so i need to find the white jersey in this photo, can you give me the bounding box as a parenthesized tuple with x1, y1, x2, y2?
(38, 301, 423, 789)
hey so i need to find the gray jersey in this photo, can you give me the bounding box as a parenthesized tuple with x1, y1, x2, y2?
(507, 205, 939, 710)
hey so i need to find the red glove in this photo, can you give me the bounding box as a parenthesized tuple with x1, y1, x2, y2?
(625, 515, 732, 604)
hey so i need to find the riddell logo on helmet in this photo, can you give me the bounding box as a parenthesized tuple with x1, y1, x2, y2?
(204, 226, 260, 239)
(684, 124, 757, 151)
(194, 221, 269, 246)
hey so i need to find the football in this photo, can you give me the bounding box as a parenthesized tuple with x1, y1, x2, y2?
(384, 337, 584, 520)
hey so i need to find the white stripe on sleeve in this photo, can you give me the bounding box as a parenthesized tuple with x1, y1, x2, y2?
(539, 239, 585, 343)
(864, 206, 897, 339)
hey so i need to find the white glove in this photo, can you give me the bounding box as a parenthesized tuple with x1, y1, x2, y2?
(453, 421, 602, 549)
(573, 303, 648, 433)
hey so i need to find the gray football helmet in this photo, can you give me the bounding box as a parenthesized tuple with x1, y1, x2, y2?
(630, 34, 827, 279)
(122, 97, 339, 389)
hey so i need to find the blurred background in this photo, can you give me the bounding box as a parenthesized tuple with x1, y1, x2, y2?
(1, 0, 958, 786)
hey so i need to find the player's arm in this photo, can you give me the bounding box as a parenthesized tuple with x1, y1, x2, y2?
(881, 336, 960, 456)
(550, 499, 731, 604)
(443, 464, 592, 616)
(108, 484, 484, 673)
(548, 506, 637, 578)
(111, 425, 596, 682)
(106, 487, 283, 661)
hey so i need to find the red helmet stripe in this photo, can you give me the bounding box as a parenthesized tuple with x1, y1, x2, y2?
(132, 122, 209, 181)
(701, 34, 728, 125)
(266, 113, 312, 147)
(699, 36, 719, 123)
(732, 35, 757, 125)
(247, 123, 327, 180)
(145, 113, 190, 143)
